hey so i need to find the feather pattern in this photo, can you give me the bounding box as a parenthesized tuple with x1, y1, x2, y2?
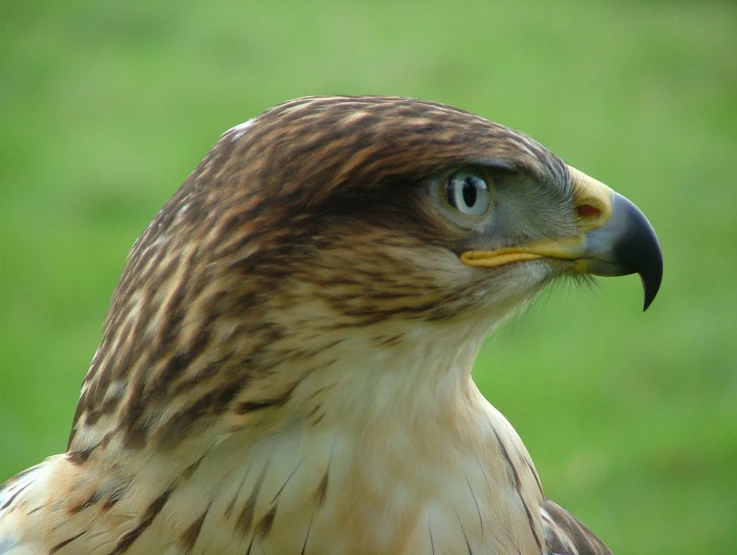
(0, 96, 622, 554)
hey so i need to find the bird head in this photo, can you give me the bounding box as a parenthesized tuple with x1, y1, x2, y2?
(70, 96, 662, 451)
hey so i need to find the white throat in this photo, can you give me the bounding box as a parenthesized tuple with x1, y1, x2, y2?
(169, 319, 548, 553)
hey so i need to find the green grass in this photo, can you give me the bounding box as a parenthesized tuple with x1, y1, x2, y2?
(1, 1, 735, 552)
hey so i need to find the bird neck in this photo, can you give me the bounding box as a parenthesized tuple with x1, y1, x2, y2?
(305, 326, 483, 429)
(58, 318, 545, 553)
(192, 319, 545, 553)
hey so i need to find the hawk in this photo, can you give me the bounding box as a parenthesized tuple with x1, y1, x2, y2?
(0, 96, 662, 554)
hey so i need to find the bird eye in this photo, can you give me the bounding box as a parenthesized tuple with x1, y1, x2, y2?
(443, 170, 491, 217)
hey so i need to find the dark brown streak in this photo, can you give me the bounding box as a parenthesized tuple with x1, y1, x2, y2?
(458, 519, 473, 555)
(305, 404, 321, 419)
(103, 479, 131, 511)
(465, 475, 483, 535)
(492, 429, 542, 553)
(68, 489, 102, 515)
(121, 380, 148, 449)
(236, 397, 287, 413)
(223, 495, 237, 521)
(181, 453, 207, 482)
(154, 382, 241, 448)
(235, 380, 299, 414)
(156, 350, 197, 397)
(492, 429, 521, 490)
(244, 534, 256, 555)
(427, 520, 435, 555)
(306, 382, 337, 401)
(49, 531, 85, 554)
(110, 486, 174, 554)
(148, 258, 191, 352)
(300, 512, 315, 555)
(316, 468, 329, 507)
(475, 457, 494, 498)
(255, 506, 276, 539)
(271, 457, 305, 504)
(376, 333, 405, 347)
(0, 480, 31, 511)
(520, 497, 542, 554)
(235, 459, 270, 535)
(225, 458, 256, 520)
(178, 505, 210, 554)
(311, 339, 345, 357)
(168, 354, 229, 398)
(67, 445, 95, 466)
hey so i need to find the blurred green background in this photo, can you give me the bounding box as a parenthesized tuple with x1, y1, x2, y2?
(1, 1, 735, 552)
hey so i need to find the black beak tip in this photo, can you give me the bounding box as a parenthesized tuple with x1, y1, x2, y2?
(614, 194, 663, 312)
(641, 260, 662, 311)
(634, 215, 662, 312)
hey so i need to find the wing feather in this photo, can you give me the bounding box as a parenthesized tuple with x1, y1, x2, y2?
(542, 499, 612, 555)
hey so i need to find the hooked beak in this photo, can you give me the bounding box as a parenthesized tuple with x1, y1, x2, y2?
(460, 166, 663, 310)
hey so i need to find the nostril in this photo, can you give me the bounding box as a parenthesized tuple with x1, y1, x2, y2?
(576, 204, 601, 220)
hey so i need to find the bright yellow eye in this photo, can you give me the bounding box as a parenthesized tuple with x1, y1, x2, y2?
(444, 170, 490, 217)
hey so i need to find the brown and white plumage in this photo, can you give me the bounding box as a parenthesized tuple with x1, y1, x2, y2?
(0, 96, 662, 554)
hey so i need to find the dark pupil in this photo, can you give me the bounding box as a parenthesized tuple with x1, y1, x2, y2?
(462, 178, 477, 207)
